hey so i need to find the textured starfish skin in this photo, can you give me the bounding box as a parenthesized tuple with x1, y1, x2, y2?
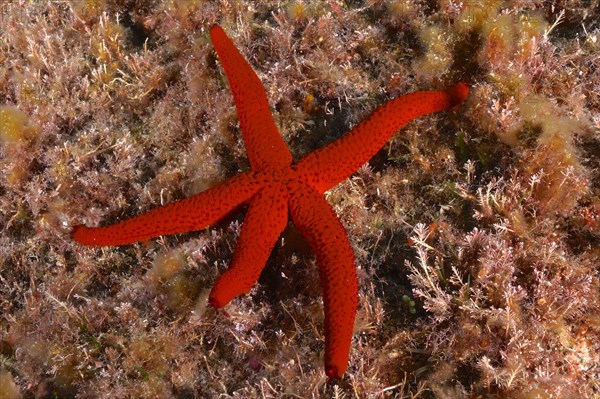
(72, 24, 469, 379)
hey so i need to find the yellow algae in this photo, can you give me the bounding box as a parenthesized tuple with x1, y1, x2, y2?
(0, 105, 28, 143)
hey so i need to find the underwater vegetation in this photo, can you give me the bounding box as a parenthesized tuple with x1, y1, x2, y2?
(0, 0, 598, 398)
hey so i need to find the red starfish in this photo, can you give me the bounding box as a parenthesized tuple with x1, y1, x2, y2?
(72, 24, 469, 378)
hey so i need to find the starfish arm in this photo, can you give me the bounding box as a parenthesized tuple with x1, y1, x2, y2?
(288, 183, 358, 379)
(209, 183, 289, 308)
(72, 171, 262, 246)
(296, 82, 469, 193)
(210, 25, 292, 170)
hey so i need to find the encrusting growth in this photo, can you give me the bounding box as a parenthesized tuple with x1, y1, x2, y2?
(72, 24, 468, 379)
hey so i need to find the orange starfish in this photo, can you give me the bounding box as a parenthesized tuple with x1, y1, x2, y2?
(72, 24, 469, 378)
